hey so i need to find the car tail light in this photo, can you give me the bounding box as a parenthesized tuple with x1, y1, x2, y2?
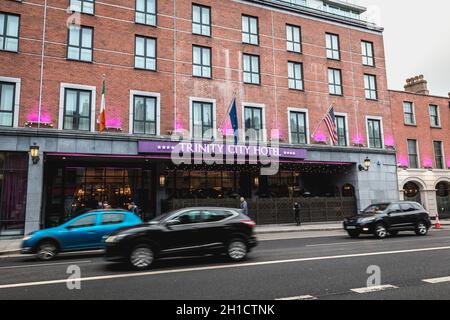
(241, 220, 256, 228)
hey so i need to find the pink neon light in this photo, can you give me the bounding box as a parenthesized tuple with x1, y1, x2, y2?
(398, 156, 408, 167)
(314, 131, 327, 142)
(106, 118, 121, 128)
(271, 129, 284, 140)
(384, 135, 395, 146)
(27, 112, 51, 123)
(353, 135, 363, 145)
(175, 119, 184, 131)
(423, 158, 433, 168)
(447, 159, 450, 168)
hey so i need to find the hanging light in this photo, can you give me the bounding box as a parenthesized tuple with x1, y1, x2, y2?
(29, 143, 40, 165)
(159, 175, 166, 187)
(359, 157, 371, 171)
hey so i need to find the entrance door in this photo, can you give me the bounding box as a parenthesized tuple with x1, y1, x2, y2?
(403, 182, 422, 204)
(436, 182, 450, 219)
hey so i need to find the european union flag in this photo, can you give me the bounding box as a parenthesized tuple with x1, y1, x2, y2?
(229, 98, 239, 144)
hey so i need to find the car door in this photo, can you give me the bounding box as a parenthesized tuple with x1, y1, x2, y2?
(400, 203, 418, 227)
(195, 210, 234, 248)
(59, 214, 100, 250)
(161, 210, 204, 253)
(385, 204, 404, 229)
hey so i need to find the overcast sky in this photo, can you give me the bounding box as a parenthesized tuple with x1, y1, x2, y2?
(355, 0, 450, 96)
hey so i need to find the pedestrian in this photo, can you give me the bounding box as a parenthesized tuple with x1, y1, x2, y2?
(293, 202, 301, 226)
(240, 196, 249, 216)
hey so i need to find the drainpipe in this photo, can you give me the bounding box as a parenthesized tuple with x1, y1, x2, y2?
(37, 0, 48, 129)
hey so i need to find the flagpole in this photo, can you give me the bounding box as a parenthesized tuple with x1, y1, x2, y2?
(310, 103, 334, 138)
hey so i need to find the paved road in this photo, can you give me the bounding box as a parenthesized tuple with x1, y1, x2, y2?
(1, 229, 450, 300)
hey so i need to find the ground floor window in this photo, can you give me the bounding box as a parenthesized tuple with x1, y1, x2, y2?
(403, 181, 421, 204)
(436, 182, 450, 219)
(0, 152, 28, 236)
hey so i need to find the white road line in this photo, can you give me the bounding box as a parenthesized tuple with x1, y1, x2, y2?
(351, 285, 398, 294)
(1, 245, 450, 290)
(306, 241, 377, 247)
(276, 295, 317, 300)
(423, 276, 450, 284)
(0, 260, 92, 270)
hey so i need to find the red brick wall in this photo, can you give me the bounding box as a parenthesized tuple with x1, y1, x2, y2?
(0, 0, 393, 147)
(390, 90, 450, 169)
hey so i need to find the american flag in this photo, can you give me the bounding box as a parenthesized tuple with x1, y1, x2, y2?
(324, 106, 338, 145)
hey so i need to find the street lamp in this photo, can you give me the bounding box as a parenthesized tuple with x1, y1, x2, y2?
(30, 143, 40, 165)
(358, 157, 371, 172)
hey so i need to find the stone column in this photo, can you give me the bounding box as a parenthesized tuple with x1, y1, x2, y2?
(24, 155, 44, 234)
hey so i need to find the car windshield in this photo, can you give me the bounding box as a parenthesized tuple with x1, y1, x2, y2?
(362, 204, 389, 214)
(148, 209, 184, 225)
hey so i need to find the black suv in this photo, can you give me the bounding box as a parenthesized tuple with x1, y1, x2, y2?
(343, 201, 431, 239)
(104, 207, 258, 269)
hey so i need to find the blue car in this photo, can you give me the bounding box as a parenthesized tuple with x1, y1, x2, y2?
(21, 209, 143, 260)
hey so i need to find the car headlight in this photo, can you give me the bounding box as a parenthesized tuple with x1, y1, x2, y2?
(105, 234, 127, 243)
(22, 234, 34, 241)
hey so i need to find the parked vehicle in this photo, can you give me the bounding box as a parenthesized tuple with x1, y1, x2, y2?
(104, 207, 258, 270)
(343, 201, 431, 239)
(21, 210, 143, 260)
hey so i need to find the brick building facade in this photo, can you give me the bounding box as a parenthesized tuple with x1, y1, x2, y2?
(0, 0, 399, 235)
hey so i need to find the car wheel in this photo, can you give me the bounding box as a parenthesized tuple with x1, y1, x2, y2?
(347, 231, 360, 238)
(389, 231, 399, 237)
(36, 241, 58, 261)
(227, 239, 248, 262)
(129, 244, 154, 270)
(374, 224, 388, 239)
(415, 221, 429, 236)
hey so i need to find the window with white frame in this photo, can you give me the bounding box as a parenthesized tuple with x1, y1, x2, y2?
(135, 0, 156, 26)
(70, 0, 95, 15)
(361, 41, 374, 66)
(67, 25, 93, 62)
(335, 115, 347, 146)
(328, 68, 342, 95)
(364, 74, 377, 100)
(63, 88, 92, 131)
(407, 139, 419, 168)
(326, 33, 340, 60)
(243, 54, 260, 85)
(0, 82, 15, 127)
(193, 46, 211, 78)
(192, 101, 213, 140)
(0, 13, 19, 52)
(242, 15, 258, 45)
(192, 4, 211, 36)
(403, 101, 415, 125)
(133, 95, 157, 135)
(135, 36, 156, 70)
(367, 118, 383, 149)
(288, 62, 303, 90)
(286, 24, 301, 53)
(289, 111, 307, 144)
(244, 106, 263, 142)
(429, 104, 440, 127)
(434, 141, 444, 169)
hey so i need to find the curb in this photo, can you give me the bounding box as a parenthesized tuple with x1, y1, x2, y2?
(0, 249, 20, 256)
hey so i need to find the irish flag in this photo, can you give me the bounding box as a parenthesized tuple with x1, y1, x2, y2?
(99, 79, 106, 132)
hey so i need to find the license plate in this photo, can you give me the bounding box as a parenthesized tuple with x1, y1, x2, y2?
(346, 226, 356, 230)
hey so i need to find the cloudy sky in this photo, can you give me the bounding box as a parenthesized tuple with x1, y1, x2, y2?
(356, 0, 450, 96)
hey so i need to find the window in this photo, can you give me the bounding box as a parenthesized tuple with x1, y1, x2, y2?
(286, 24, 301, 53)
(364, 74, 377, 100)
(403, 101, 415, 125)
(367, 118, 382, 149)
(429, 105, 440, 127)
(101, 214, 125, 225)
(288, 62, 303, 90)
(67, 25, 93, 62)
(242, 15, 258, 45)
(202, 210, 233, 222)
(243, 54, 260, 85)
(135, 36, 156, 70)
(193, 46, 211, 78)
(67, 215, 97, 228)
(335, 115, 347, 146)
(0, 82, 15, 127)
(63, 88, 92, 131)
(192, 4, 211, 36)
(326, 33, 340, 60)
(176, 210, 203, 225)
(290, 111, 307, 144)
(407, 139, 419, 168)
(0, 13, 19, 52)
(133, 95, 157, 135)
(434, 141, 444, 169)
(244, 106, 263, 142)
(192, 101, 213, 140)
(328, 68, 342, 95)
(70, 0, 95, 15)
(361, 41, 374, 66)
(135, 0, 156, 26)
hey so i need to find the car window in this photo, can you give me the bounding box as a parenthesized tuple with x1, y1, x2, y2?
(67, 215, 97, 229)
(102, 213, 125, 225)
(400, 204, 415, 212)
(202, 210, 234, 222)
(176, 211, 203, 225)
(363, 204, 389, 214)
(389, 204, 402, 212)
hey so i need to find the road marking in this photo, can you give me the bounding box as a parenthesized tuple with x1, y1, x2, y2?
(351, 285, 398, 294)
(423, 276, 450, 284)
(306, 241, 377, 247)
(0, 260, 92, 270)
(1, 245, 450, 290)
(276, 295, 317, 300)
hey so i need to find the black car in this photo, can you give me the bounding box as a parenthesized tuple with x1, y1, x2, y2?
(343, 201, 432, 239)
(104, 207, 258, 269)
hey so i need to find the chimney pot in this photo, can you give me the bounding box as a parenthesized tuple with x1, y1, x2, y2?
(404, 75, 429, 95)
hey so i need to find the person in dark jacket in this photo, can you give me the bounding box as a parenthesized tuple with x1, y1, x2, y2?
(293, 202, 301, 226)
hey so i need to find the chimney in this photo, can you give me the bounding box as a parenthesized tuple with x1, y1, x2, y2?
(404, 75, 429, 95)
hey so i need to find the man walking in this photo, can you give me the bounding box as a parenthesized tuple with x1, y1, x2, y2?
(293, 202, 301, 226)
(240, 197, 249, 216)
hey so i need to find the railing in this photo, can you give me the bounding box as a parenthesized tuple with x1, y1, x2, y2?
(163, 197, 357, 225)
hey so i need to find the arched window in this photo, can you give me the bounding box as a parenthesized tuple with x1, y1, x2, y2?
(342, 184, 355, 197)
(403, 182, 421, 204)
